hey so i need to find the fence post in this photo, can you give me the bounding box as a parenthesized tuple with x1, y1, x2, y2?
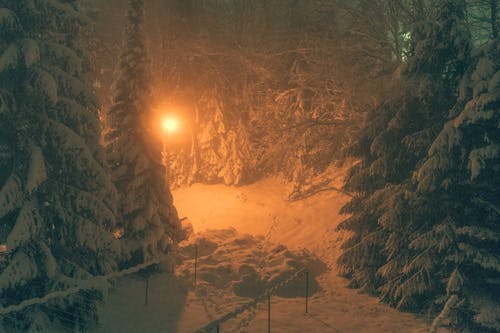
(216, 323, 220, 333)
(268, 294, 271, 333)
(194, 243, 198, 285)
(145, 277, 149, 306)
(305, 271, 309, 314)
(76, 319, 83, 333)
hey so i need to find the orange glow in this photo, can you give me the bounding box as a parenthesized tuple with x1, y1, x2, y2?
(161, 116, 180, 134)
(113, 227, 124, 239)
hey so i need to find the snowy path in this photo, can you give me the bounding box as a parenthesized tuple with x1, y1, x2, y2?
(92, 167, 438, 332)
(172, 168, 437, 333)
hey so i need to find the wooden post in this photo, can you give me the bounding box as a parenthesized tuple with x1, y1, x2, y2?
(145, 277, 149, 306)
(268, 294, 271, 333)
(216, 324, 220, 333)
(305, 271, 309, 314)
(75, 319, 84, 333)
(194, 244, 198, 285)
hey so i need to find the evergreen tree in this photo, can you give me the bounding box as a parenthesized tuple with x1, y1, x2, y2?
(154, 12, 257, 188)
(0, 0, 120, 331)
(104, 0, 182, 265)
(338, 0, 471, 307)
(414, 39, 500, 332)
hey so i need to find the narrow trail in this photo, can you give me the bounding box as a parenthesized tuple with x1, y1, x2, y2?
(91, 167, 439, 332)
(173, 167, 439, 333)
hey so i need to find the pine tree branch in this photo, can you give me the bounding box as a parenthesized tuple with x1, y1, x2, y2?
(472, 197, 500, 216)
(430, 294, 459, 333)
(280, 119, 346, 132)
(289, 185, 354, 202)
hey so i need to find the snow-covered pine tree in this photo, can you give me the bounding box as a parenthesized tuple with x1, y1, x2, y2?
(374, 0, 473, 312)
(189, 94, 253, 187)
(0, 0, 121, 331)
(413, 39, 500, 333)
(338, 0, 471, 300)
(104, 0, 182, 266)
(156, 43, 255, 188)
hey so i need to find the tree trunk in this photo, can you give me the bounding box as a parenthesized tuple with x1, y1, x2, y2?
(388, 1, 402, 63)
(189, 104, 200, 185)
(413, 0, 425, 22)
(491, 0, 498, 39)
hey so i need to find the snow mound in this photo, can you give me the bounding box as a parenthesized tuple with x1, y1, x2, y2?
(178, 228, 327, 298)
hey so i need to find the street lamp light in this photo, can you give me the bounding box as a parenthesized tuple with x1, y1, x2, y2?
(161, 116, 179, 135)
(159, 115, 180, 186)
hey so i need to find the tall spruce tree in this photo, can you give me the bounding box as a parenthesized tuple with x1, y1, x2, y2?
(104, 0, 182, 265)
(338, 0, 472, 314)
(413, 39, 500, 332)
(0, 0, 121, 331)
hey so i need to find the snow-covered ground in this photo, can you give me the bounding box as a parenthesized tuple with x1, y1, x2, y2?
(93, 165, 441, 332)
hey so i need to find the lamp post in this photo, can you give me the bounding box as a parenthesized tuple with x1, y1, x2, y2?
(160, 115, 180, 184)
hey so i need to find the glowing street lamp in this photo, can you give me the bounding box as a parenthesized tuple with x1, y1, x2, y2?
(159, 114, 181, 185)
(161, 116, 179, 135)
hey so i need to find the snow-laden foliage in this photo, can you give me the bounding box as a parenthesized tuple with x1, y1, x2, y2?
(337, 2, 500, 332)
(144, 0, 366, 192)
(0, 0, 120, 331)
(412, 40, 500, 332)
(155, 42, 256, 188)
(103, 0, 183, 266)
(253, 34, 358, 198)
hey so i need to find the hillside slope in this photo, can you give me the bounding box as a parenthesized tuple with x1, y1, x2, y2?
(172, 166, 437, 333)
